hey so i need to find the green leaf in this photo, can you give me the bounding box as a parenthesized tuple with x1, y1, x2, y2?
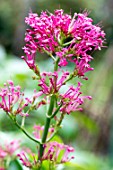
(8, 159, 23, 170)
(50, 135, 63, 143)
(64, 162, 86, 170)
(38, 160, 56, 170)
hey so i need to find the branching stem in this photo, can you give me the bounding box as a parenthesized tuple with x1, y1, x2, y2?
(7, 113, 41, 144)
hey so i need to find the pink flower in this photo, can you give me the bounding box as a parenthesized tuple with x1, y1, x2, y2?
(0, 147, 7, 158)
(33, 125, 54, 140)
(0, 140, 20, 170)
(17, 148, 37, 168)
(0, 140, 20, 159)
(74, 54, 94, 78)
(0, 80, 31, 116)
(5, 140, 20, 155)
(17, 151, 32, 168)
(38, 70, 69, 95)
(23, 9, 105, 77)
(0, 81, 45, 116)
(42, 142, 74, 163)
(60, 82, 92, 114)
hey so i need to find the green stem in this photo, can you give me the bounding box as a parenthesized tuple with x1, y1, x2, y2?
(46, 129, 58, 142)
(39, 95, 55, 160)
(38, 117, 51, 160)
(60, 71, 77, 86)
(44, 49, 55, 61)
(54, 57, 60, 97)
(21, 116, 25, 127)
(50, 103, 62, 119)
(47, 109, 64, 143)
(39, 56, 59, 162)
(34, 65, 41, 78)
(62, 40, 73, 47)
(54, 57, 60, 71)
(7, 113, 40, 144)
(57, 112, 65, 127)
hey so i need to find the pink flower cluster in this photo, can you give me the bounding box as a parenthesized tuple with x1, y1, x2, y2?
(0, 80, 46, 116)
(0, 80, 30, 116)
(60, 82, 92, 114)
(17, 142, 74, 167)
(33, 125, 54, 140)
(37, 72, 92, 114)
(22, 9, 105, 77)
(0, 140, 20, 160)
(38, 70, 69, 95)
(17, 148, 37, 168)
(42, 142, 74, 163)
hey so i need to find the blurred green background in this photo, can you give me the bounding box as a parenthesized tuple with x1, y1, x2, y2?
(0, 0, 113, 170)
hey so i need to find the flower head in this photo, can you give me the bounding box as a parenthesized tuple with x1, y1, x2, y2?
(38, 70, 69, 95)
(33, 125, 54, 140)
(5, 140, 20, 155)
(42, 142, 74, 163)
(60, 82, 92, 114)
(17, 148, 37, 168)
(0, 80, 35, 116)
(23, 9, 105, 77)
(0, 140, 20, 162)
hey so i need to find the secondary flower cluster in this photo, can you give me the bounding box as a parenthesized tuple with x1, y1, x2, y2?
(42, 142, 74, 163)
(0, 79, 91, 116)
(33, 125, 54, 140)
(38, 70, 69, 94)
(22, 9, 105, 77)
(17, 141, 74, 167)
(0, 140, 20, 169)
(37, 71, 92, 114)
(60, 82, 92, 114)
(17, 148, 37, 168)
(0, 80, 29, 115)
(0, 80, 47, 116)
(0, 140, 20, 158)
